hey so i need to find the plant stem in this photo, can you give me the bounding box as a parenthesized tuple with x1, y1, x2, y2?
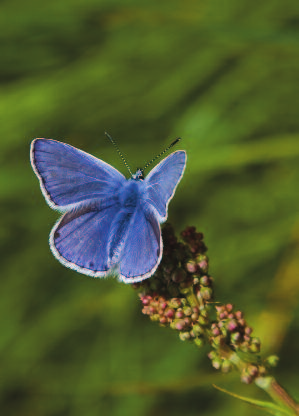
(255, 376, 299, 415)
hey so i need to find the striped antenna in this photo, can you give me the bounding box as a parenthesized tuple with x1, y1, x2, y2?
(105, 132, 133, 176)
(142, 137, 181, 172)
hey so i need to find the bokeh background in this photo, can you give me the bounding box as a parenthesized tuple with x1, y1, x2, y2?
(1, 1, 299, 415)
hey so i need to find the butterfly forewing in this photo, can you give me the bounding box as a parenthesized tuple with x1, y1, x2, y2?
(31, 139, 126, 209)
(144, 150, 186, 222)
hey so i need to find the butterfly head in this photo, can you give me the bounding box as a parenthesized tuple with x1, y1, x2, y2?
(132, 168, 144, 180)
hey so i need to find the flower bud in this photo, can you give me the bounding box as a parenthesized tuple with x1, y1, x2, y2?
(241, 373, 252, 384)
(201, 287, 213, 301)
(235, 310, 243, 320)
(159, 316, 168, 325)
(183, 306, 192, 316)
(150, 314, 160, 322)
(192, 324, 203, 337)
(211, 357, 222, 370)
(200, 275, 210, 286)
(221, 360, 233, 373)
(227, 319, 238, 332)
(208, 351, 217, 360)
(231, 332, 241, 343)
(226, 304, 233, 312)
(249, 342, 260, 353)
(219, 312, 227, 320)
(175, 319, 186, 331)
(168, 298, 182, 308)
(164, 308, 175, 319)
(191, 312, 199, 321)
(194, 337, 204, 348)
(247, 365, 258, 377)
(175, 309, 184, 319)
(179, 332, 191, 341)
(160, 301, 167, 310)
(197, 259, 209, 273)
(186, 261, 198, 273)
(198, 315, 209, 326)
(265, 355, 279, 367)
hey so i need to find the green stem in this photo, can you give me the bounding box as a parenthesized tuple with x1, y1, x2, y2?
(255, 376, 299, 415)
(181, 286, 200, 308)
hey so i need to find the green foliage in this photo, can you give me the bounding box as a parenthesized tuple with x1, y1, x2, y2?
(0, 0, 298, 415)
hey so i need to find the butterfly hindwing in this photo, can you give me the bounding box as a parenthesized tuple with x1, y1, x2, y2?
(119, 205, 161, 282)
(31, 138, 126, 209)
(50, 198, 121, 276)
(144, 150, 186, 221)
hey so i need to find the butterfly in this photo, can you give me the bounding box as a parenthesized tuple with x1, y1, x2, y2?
(30, 137, 186, 283)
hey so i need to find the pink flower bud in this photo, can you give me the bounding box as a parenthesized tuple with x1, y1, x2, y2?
(227, 319, 238, 332)
(165, 308, 175, 319)
(226, 304, 233, 312)
(160, 302, 167, 310)
(238, 318, 246, 327)
(175, 320, 186, 331)
(200, 275, 210, 286)
(186, 261, 198, 273)
(175, 309, 184, 319)
(159, 317, 168, 325)
(198, 260, 208, 272)
(212, 326, 221, 336)
(235, 310, 243, 320)
(184, 317, 192, 326)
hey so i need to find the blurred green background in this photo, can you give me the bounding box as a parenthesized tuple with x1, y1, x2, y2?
(1, 1, 299, 415)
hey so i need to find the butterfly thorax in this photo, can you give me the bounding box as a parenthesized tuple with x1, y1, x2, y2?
(119, 180, 144, 210)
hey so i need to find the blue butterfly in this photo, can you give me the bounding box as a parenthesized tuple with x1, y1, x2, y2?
(30, 138, 186, 283)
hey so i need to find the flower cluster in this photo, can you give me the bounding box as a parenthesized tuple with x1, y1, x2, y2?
(211, 304, 261, 354)
(208, 303, 266, 383)
(133, 224, 277, 385)
(134, 224, 212, 348)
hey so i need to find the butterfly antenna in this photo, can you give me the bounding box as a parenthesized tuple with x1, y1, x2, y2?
(143, 137, 181, 171)
(105, 132, 133, 176)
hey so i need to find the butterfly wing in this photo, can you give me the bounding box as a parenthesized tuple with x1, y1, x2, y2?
(30, 138, 126, 209)
(50, 200, 159, 281)
(118, 205, 162, 283)
(144, 150, 186, 222)
(50, 198, 121, 276)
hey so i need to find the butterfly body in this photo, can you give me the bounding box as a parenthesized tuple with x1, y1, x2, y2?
(31, 138, 186, 283)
